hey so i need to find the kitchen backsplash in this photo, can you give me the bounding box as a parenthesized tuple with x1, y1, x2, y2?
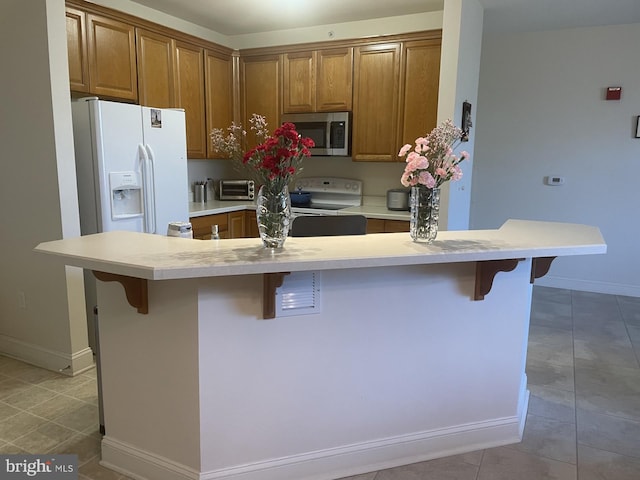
(187, 157, 406, 197)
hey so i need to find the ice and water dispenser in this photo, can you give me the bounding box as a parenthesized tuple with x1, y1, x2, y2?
(109, 171, 143, 220)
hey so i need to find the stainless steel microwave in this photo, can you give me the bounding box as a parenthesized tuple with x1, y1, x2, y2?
(280, 112, 350, 156)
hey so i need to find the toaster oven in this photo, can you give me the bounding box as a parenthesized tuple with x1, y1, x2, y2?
(219, 180, 255, 200)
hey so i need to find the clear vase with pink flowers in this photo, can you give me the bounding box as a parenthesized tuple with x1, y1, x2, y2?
(398, 119, 470, 243)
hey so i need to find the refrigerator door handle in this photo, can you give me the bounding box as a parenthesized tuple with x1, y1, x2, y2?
(144, 144, 157, 234)
(138, 144, 155, 234)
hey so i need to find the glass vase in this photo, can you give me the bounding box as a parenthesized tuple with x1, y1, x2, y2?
(410, 186, 440, 243)
(256, 184, 291, 248)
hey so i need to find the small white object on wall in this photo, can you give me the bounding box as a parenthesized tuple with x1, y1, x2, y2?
(544, 176, 565, 186)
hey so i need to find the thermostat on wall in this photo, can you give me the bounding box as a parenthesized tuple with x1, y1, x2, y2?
(545, 176, 565, 186)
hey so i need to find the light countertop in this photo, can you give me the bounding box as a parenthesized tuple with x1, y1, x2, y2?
(189, 196, 410, 221)
(189, 200, 254, 217)
(35, 219, 606, 280)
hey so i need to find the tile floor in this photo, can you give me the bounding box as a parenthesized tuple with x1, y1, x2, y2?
(1, 287, 640, 480)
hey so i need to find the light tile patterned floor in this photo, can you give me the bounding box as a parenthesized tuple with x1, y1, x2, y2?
(1, 287, 640, 479)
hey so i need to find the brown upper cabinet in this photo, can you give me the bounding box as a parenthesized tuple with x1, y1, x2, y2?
(205, 50, 235, 158)
(136, 30, 235, 160)
(86, 13, 137, 101)
(136, 28, 175, 108)
(66, 7, 138, 100)
(65, 1, 441, 163)
(240, 54, 282, 148)
(316, 48, 353, 112)
(66, 1, 234, 160)
(66, 7, 89, 93)
(283, 47, 353, 113)
(283, 51, 315, 113)
(352, 43, 401, 162)
(397, 39, 441, 154)
(174, 41, 207, 158)
(352, 35, 441, 162)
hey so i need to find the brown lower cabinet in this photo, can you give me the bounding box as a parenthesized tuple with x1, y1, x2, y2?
(190, 213, 229, 239)
(245, 211, 259, 238)
(190, 210, 259, 240)
(366, 218, 409, 234)
(192, 211, 407, 239)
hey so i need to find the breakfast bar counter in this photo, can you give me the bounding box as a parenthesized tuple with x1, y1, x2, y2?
(35, 220, 605, 480)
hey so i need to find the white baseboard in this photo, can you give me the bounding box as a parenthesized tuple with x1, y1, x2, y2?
(536, 275, 640, 297)
(0, 334, 94, 375)
(100, 383, 529, 480)
(101, 438, 199, 480)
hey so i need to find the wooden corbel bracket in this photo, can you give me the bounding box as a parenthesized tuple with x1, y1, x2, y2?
(530, 256, 557, 283)
(93, 271, 149, 314)
(474, 259, 523, 300)
(263, 272, 290, 319)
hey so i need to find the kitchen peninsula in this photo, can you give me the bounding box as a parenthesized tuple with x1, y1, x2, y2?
(35, 220, 605, 480)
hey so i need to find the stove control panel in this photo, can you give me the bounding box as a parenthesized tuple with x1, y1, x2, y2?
(294, 177, 362, 195)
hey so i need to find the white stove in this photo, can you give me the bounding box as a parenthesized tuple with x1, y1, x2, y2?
(291, 177, 363, 216)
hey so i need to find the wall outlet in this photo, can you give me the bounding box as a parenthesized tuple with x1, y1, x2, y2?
(18, 291, 26, 309)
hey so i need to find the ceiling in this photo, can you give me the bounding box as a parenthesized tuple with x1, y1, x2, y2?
(128, 0, 640, 36)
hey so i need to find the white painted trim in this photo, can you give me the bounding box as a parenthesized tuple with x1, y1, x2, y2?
(101, 381, 528, 480)
(101, 437, 199, 480)
(200, 420, 522, 480)
(517, 374, 530, 439)
(536, 275, 640, 298)
(0, 335, 94, 376)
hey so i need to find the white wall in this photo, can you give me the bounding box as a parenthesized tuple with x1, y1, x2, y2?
(89, 0, 442, 50)
(230, 12, 443, 49)
(437, 0, 484, 230)
(472, 23, 640, 297)
(0, 0, 92, 373)
(188, 157, 408, 198)
(89, 0, 232, 46)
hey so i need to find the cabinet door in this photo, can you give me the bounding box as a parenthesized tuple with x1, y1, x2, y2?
(398, 39, 441, 151)
(190, 213, 229, 240)
(366, 218, 386, 234)
(136, 28, 175, 108)
(205, 50, 234, 158)
(86, 14, 137, 101)
(316, 47, 353, 112)
(384, 220, 410, 233)
(352, 43, 401, 161)
(228, 211, 246, 238)
(245, 210, 259, 238)
(174, 41, 206, 158)
(283, 51, 315, 113)
(66, 7, 89, 93)
(241, 54, 282, 148)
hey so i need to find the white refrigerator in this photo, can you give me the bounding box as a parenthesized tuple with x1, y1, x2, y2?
(71, 97, 189, 236)
(71, 98, 190, 434)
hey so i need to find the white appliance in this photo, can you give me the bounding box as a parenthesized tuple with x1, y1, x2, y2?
(71, 97, 189, 236)
(291, 177, 362, 217)
(71, 98, 190, 435)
